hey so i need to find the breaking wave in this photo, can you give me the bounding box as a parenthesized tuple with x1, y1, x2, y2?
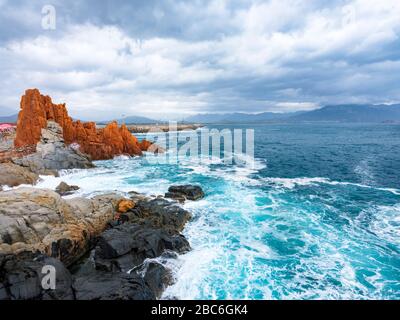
(32, 148, 400, 300)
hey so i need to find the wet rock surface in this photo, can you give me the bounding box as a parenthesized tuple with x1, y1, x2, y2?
(142, 261, 174, 299)
(55, 181, 80, 196)
(94, 223, 190, 272)
(0, 162, 39, 187)
(73, 270, 155, 300)
(165, 185, 205, 201)
(0, 251, 155, 300)
(0, 251, 74, 300)
(129, 197, 193, 233)
(0, 186, 199, 300)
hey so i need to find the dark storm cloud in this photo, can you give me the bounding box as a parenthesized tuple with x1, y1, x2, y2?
(0, 0, 400, 119)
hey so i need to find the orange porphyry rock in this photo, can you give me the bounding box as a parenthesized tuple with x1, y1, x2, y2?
(14, 89, 149, 160)
(139, 139, 165, 153)
(139, 139, 153, 151)
(117, 199, 135, 213)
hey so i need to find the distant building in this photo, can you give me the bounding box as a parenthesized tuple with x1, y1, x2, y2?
(0, 123, 15, 132)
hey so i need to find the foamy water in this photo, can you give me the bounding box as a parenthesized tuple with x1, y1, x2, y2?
(32, 149, 400, 300)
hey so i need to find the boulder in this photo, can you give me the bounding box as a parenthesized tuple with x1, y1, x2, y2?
(0, 187, 123, 266)
(165, 185, 205, 201)
(0, 251, 156, 300)
(142, 261, 174, 299)
(55, 182, 80, 196)
(0, 163, 39, 187)
(13, 121, 94, 175)
(94, 223, 190, 272)
(73, 270, 155, 300)
(0, 251, 74, 300)
(123, 197, 192, 234)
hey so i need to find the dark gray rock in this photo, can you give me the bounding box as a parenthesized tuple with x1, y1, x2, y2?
(73, 270, 155, 300)
(0, 251, 74, 300)
(55, 181, 80, 196)
(94, 223, 190, 272)
(128, 198, 192, 234)
(0, 250, 161, 300)
(142, 262, 173, 299)
(165, 185, 205, 201)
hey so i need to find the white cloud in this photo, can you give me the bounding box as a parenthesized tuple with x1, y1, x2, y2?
(1, 0, 400, 118)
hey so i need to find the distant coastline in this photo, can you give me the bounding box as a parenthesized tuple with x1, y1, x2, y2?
(97, 123, 204, 133)
(3, 103, 400, 126)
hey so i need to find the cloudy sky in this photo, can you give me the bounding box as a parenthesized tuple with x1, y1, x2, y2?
(0, 0, 399, 120)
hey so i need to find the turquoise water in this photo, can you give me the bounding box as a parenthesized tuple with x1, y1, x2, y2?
(38, 123, 400, 299)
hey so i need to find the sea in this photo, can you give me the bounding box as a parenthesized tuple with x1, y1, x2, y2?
(36, 123, 400, 299)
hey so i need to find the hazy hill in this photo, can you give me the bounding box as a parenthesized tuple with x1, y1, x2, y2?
(5, 104, 400, 125)
(185, 104, 400, 123)
(97, 115, 160, 125)
(0, 113, 18, 123)
(185, 111, 303, 123)
(288, 104, 400, 122)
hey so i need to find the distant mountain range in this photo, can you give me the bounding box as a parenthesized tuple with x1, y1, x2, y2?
(288, 104, 400, 122)
(184, 111, 305, 123)
(97, 115, 160, 125)
(184, 104, 400, 123)
(2, 104, 400, 125)
(0, 113, 18, 123)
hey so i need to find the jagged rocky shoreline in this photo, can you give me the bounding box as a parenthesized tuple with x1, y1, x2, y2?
(0, 89, 205, 300)
(0, 187, 201, 300)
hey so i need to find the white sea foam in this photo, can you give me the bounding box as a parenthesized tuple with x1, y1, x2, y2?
(162, 247, 222, 300)
(262, 177, 331, 189)
(262, 176, 400, 195)
(354, 158, 376, 186)
(9, 151, 398, 300)
(357, 204, 400, 246)
(113, 155, 131, 160)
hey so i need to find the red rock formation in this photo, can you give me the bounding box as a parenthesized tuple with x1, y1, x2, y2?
(14, 89, 149, 160)
(139, 139, 153, 151)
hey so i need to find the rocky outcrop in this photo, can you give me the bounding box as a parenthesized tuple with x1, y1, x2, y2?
(94, 223, 190, 273)
(141, 261, 174, 299)
(73, 270, 155, 300)
(123, 197, 192, 233)
(0, 163, 39, 187)
(0, 146, 36, 164)
(13, 121, 94, 175)
(0, 251, 155, 300)
(55, 182, 80, 196)
(165, 185, 205, 201)
(0, 185, 201, 300)
(14, 89, 154, 160)
(0, 188, 123, 266)
(0, 251, 74, 300)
